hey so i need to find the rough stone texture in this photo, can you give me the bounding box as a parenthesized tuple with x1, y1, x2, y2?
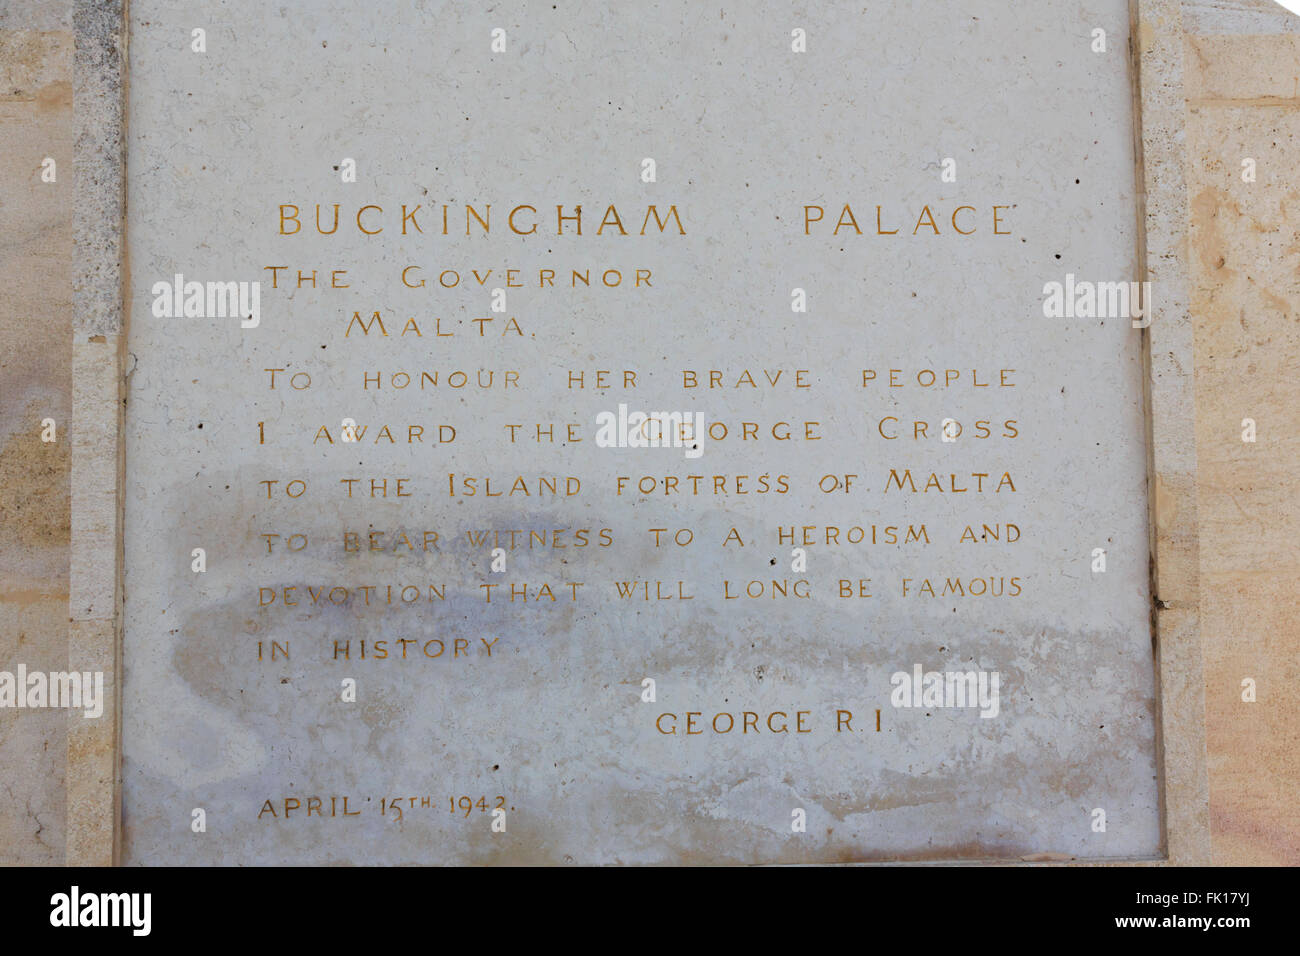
(66, 337, 122, 866)
(1183, 29, 1300, 865)
(71, 0, 124, 337)
(0, 27, 72, 590)
(0, 3, 71, 32)
(64, 0, 127, 865)
(1136, 0, 1214, 866)
(0, 21, 72, 864)
(1184, 0, 1300, 33)
(0, 0, 124, 866)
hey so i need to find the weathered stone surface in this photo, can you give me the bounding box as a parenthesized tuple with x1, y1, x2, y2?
(1184, 29, 1300, 866)
(118, 0, 1163, 865)
(0, 20, 72, 864)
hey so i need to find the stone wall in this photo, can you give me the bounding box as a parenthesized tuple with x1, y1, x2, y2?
(0, 0, 1293, 865)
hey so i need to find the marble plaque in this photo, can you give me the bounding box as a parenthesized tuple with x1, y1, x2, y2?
(120, 0, 1160, 864)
